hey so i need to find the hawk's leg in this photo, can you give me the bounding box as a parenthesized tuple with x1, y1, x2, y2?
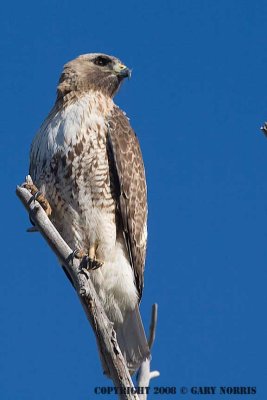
(23, 182, 52, 217)
(74, 244, 104, 270)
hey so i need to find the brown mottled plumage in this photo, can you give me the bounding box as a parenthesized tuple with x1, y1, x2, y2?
(108, 107, 147, 297)
(30, 53, 149, 375)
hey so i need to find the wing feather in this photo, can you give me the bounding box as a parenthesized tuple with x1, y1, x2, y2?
(107, 107, 147, 299)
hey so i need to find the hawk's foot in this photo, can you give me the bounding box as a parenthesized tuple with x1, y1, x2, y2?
(73, 247, 104, 270)
(73, 248, 85, 259)
(86, 257, 104, 270)
(23, 182, 52, 217)
(87, 243, 103, 270)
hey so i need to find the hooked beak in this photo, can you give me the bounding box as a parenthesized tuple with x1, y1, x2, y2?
(113, 62, 131, 79)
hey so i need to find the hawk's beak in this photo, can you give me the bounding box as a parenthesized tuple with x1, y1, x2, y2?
(114, 63, 131, 79)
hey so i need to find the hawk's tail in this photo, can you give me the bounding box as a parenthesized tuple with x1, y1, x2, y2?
(115, 306, 150, 375)
(99, 306, 150, 377)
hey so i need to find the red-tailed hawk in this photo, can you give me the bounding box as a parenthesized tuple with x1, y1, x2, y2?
(29, 53, 149, 374)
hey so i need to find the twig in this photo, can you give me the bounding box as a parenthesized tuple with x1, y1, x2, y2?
(137, 304, 160, 400)
(261, 122, 267, 137)
(148, 304, 158, 350)
(16, 184, 140, 400)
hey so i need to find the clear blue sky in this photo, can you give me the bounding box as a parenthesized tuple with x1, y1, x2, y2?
(1, 1, 267, 398)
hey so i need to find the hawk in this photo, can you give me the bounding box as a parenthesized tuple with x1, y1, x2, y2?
(29, 53, 149, 375)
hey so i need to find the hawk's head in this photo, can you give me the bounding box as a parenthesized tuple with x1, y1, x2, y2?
(57, 53, 131, 99)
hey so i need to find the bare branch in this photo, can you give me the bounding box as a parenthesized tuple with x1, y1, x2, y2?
(16, 184, 140, 400)
(137, 304, 160, 400)
(261, 122, 267, 137)
(148, 303, 158, 350)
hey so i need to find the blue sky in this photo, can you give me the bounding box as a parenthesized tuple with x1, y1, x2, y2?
(1, 0, 267, 398)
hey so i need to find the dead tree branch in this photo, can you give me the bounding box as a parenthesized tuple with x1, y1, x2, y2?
(16, 183, 141, 400)
(137, 304, 160, 400)
(261, 122, 267, 137)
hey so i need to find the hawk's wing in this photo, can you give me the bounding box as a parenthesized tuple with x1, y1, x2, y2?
(107, 107, 147, 299)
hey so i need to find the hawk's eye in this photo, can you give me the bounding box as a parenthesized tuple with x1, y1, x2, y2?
(93, 56, 111, 67)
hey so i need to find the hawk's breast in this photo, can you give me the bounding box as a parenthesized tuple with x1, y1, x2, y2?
(30, 92, 117, 252)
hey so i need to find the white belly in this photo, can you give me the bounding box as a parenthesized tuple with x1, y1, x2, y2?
(51, 199, 139, 325)
(90, 232, 139, 325)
